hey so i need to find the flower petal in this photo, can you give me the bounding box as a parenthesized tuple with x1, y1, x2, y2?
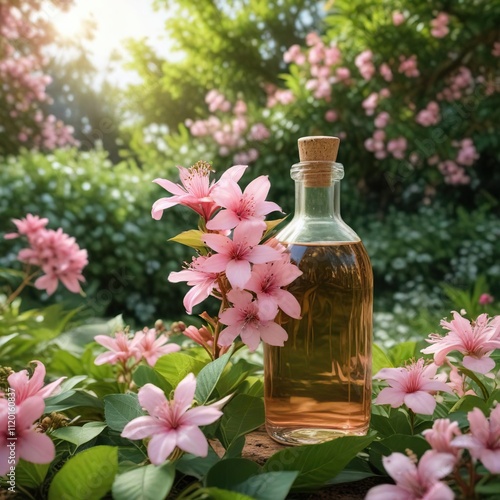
(18, 431, 55, 464)
(147, 431, 177, 464)
(422, 481, 455, 500)
(365, 484, 410, 500)
(403, 391, 436, 415)
(203, 233, 232, 255)
(418, 450, 455, 483)
(17, 397, 45, 429)
(246, 245, 282, 264)
(259, 321, 288, 347)
(374, 387, 405, 408)
(174, 373, 197, 415)
(121, 416, 164, 440)
(176, 425, 209, 457)
(138, 383, 167, 416)
(206, 210, 241, 230)
(462, 355, 495, 374)
(218, 325, 239, 346)
(274, 289, 302, 319)
(225, 259, 251, 289)
(467, 408, 490, 444)
(382, 452, 416, 485)
(239, 325, 262, 352)
(182, 406, 223, 426)
(479, 449, 500, 474)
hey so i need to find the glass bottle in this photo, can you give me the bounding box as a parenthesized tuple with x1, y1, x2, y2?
(264, 136, 373, 445)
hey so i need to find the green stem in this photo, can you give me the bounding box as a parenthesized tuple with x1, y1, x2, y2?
(175, 481, 203, 500)
(408, 408, 416, 435)
(3, 269, 39, 310)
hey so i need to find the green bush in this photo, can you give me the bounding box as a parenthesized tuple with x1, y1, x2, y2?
(0, 148, 194, 324)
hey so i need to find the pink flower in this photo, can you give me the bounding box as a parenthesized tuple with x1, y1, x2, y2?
(374, 359, 452, 414)
(4, 214, 48, 240)
(398, 55, 419, 78)
(121, 374, 227, 461)
(362, 92, 378, 116)
(248, 123, 270, 142)
(7, 361, 65, 405)
(355, 50, 375, 80)
(184, 325, 214, 348)
(421, 312, 500, 374)
(202, 221, 282, 289)
(456, 138, 479, 166)
(284, 44, 305, 65)
(493, 42, 500, 58)
(245, 256, 302, 319)
(152, 163, 247, 221)
(94, 331, 142, 366)
(479, 293, 494, 305)
(169, 256, 219, 314)
(387, 137, 407, 160)
(379, 63, 393, 82)
(431, 13, 450, 38)
(218, 289, 288, 351)
(366, 451, 455, 500)
(0, 397, 55, 475)
(207, 176, 281, 231)
(416, 101, 440, 127)
(423, 419, 462, 459)
(452, 406, 500, 474)
(135, 328, 180, 366)
(325, 110, 338, 122)
(374, 112, 390, 129)
(447, 362, 475, 397)
(392, 11, 405, 26)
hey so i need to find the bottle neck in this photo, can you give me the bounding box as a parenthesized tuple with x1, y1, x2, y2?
(294, 181, 341, 219)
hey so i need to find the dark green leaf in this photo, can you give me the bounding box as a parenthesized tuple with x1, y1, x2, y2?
(195, 347, 234, 404)
(44, 390, 103, 413)
(104, 393, 144, 432)
(175, 446, 220, 479)
(199, 488, 254, 500)
(206, 458, 260, 489)
(235, 471, 298, 500)
(14, 460, 49, 488)
(370, 408, 411, 437)
(263, 434, 375, 490)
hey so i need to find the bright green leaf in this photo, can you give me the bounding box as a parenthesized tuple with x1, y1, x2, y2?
(195, 347, 234, 404)
(48, 446, 118, 500)
(154, 352, 205, 388)
(112, 462, 175, 500)
(52, 422, 107, 447)
(133, 365, 172, 394)
(169, 229, 205, 249)
(14, 460, 50, 488)
(104, 393, 144, 432)
(372, 344, 394, 374)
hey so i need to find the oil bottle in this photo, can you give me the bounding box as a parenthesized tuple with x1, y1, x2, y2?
(264, 136, 373, 445)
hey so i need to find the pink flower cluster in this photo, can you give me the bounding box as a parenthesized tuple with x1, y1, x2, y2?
(186, 92, 269, 164)
(430, 12, 450, 38)
(434, 138, 478, 185)
(94, 328, 180, 368)
(398, 55, 420, 78)
(415, 101, 441, 126)
(0, 361, 65, 474)
(122, 373, 230, 461)
(364, 130, 407, 160)
(153, 163, 303, 352)
(355, 50, 375, 81)
(5, 214, 88, 296)
(392, 11, 405, 26)
(0, 2, 76, 151)
(437, 66, 474, 101)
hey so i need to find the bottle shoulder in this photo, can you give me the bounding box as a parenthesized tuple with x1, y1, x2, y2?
(276, 216, 360, 244)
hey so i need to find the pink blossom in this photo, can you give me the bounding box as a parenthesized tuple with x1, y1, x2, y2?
(392, 11, 405, 26)
(423, 419, 462, 459)
(493, 42, 500, 57)
(7, 361, 64, 405)
(325, 110, 338, 122)
(306, 32, 321, 47)
(206, 176, 281, 231)
(456, 138, 479, 166)
(452, 406, 500, 474)
(430, 13, 450, 38)
(218, 289, 288, 351)
(335, 67, 350, 81)
(366, 451, 455, 500)
(479, 293, 494, 305)
(421, 312, 500, 374)
(202, 222, 282, 289)
(416, 101, 440, 126)
(121, 374, 228, 461)
(438, 160, 470, 185)
(245, 256, 302, 319)
(135, 328, 180, 366)
(233, 100, 247, 115)
(4, 213, 48, 240)
(184, 325, 214, 348)
(374, 359, 452, 414)
(374, 112, 390, 129)
(355, 50, 375, 80)
(379, 63, 393, 82)
(152, 163, 247, 221)
(387, 137, 407, 160)
(169, 255, 219, 314)
(267, 89, 295, 107)
(324, 45, 341, 66)
(398, 55, 420, 78)
(284, 44, 306, 65)
(248, 123, 270, 142)
(94, 331, 142, 366)
(447, 362, 475, 397)
(362, 92, 378, 116)
(0, 397, 55, 475)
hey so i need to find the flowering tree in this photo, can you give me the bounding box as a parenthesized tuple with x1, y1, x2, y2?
(0, 0, 76, 154)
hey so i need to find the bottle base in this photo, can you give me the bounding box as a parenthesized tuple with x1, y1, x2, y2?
(266, 424, 369, 446)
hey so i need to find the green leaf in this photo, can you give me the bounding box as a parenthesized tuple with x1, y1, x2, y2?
(372, 344, 394, 374)
(175, 446, 220, 479)
(104, 393, 144, 432)
(14, 460, 50, 488)
(48, 445, 118, 500)
(263, 434, 375, 490)
(52, 422, 107, 447)
(169, 229, 205, 249)
(133, 365, 172, 394)
(234, 471, 298, 500)
(199, 488, 255, 500)
(154, 352, 205, 388)
(206, 458, 260, 489)
(388, 341, 417, 366)
(263, 217, 287, 239)
(195, 347, 234, 404)
(370, 408, 411, 437)
(112, 462, 175, 500)
(44, 389, 103, 413)
(219, 395, 264, 448)
(216, 361, 252, 397)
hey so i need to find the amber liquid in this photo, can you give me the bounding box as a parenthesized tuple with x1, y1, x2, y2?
(264, 241, 373, 445)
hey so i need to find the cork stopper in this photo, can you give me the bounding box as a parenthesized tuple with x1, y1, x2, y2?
(297, 136, 340, 187)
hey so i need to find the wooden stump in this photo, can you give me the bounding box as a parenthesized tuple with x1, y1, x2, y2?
(211, 427, 384, 499)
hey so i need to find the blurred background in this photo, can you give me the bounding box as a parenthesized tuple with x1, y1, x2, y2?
(1, 0, 499, 344)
